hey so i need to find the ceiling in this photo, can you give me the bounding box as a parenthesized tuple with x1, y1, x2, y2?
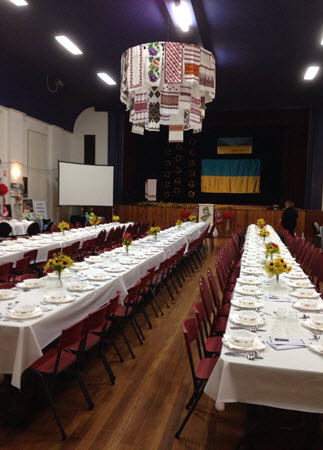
(1, 0, 323, 130)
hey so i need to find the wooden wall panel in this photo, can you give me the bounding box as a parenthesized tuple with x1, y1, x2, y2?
(115, 205, 316, 237)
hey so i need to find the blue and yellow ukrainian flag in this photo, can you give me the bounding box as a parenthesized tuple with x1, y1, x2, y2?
(217, 137, 253, 154)
(201, 159, 261, 193)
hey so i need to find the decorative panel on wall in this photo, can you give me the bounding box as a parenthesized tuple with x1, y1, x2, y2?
(161, 133, 199, 202)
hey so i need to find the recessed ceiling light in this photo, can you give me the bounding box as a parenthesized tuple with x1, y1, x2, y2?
(8, 0, 28, 5)
(97, 73, 116, 86)
(55, 36, 83, 55)
(171, 0, 193, 32)
(304, 66, 319, 80)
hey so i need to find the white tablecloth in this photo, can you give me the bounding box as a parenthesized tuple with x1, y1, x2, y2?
(204, 224, 323, 414)
(2, 220, 30, 236)
(0, 222, 207, 389)
(0, 222, 131, 267)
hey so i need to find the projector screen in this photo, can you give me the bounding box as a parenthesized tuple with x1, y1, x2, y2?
(58, 161, 114, 206)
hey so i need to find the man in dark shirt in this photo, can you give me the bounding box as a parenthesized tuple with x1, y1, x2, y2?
(281, 200, 298, 236)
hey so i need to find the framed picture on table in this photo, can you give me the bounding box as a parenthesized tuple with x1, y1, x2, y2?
(198, 204, 214, 225)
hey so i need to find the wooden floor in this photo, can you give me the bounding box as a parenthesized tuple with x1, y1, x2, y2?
(0, 239, 322, 450)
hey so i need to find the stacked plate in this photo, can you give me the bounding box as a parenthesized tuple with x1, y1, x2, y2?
(8, 304, 42, 319)
(43, 294, 75, 304)
(230, 310, 265, 327)
(223, 331, 266, 351)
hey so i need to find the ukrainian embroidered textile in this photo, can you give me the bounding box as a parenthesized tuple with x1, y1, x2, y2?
(121, 41, 215, 142)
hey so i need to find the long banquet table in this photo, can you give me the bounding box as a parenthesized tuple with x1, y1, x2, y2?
(0, 222, 131, 267)
(205, 225, 323, 414)
(0, 221, 207, 389)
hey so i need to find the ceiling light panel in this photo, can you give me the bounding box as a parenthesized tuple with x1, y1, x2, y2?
(8, 0, 28, 5)
(169, 0, 194, 32)
(55, 36, 83, 55)
(97, 73, 116, 86)
(304, 66, 319, 80)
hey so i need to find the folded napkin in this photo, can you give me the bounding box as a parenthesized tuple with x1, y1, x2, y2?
(267, 336, 306, 350)
(265, 295, 292, 303)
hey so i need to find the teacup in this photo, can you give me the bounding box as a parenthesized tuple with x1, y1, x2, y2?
(238, 297, 256, 307)
(14, 304, 35, 316)
(312, 315, 323, 327)
(231, 330, 255, 348)
(237, 311, 259, 325)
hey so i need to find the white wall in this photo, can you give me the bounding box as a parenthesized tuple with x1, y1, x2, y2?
(71, 107, 108, 165)
(0, 105, 108, 221)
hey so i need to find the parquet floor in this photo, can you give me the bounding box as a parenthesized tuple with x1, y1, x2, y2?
(0, 239, 322, 450)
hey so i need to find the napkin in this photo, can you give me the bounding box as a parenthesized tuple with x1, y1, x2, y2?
(264, 295, 292, 303)
(267, 336, 306, 350)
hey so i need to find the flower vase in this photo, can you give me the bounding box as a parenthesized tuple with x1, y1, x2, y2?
(57, 271, 63, 288)
(225, 219, 231, 236)
(154, 235, 158, 241)
(125, 246, 129, 254)
(62, 230, 65, 237)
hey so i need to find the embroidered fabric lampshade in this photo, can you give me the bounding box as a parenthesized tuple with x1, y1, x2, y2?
(120, 42, 215, 142)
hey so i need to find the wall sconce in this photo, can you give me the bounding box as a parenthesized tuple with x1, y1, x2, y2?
(11, 164, 21, 180)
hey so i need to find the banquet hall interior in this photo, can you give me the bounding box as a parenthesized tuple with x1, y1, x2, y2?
(0, 1, 323, 449)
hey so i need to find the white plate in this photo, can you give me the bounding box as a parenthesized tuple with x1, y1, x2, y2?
(88, 274, 111, 281)
(43, 294, 75, 304)
(70, 264, 89, 271)
(285, 273, 308, 280)
(85, 256, 103, 263)
(290, 290, 320, 299)
(237, 278, 261, 286)
(8, 307, 42, 320)
(292, 301, 323, 311)
(241, 267, 260, 275)
(16, 281, 44, 289)
(231, 298, 264, 309)
(302, 320, 323, 332)
(6, 246, 24, 252)
(235, 286, 263, 296)
(223, 335, 266, 351)
(230, 313, 265, 327)
(288, 281, 313, 289)
(104, 267, 125, 273)
(0, 290, 16, 300)
(307, 342, 323, 355)
(67, 284, 95, 292)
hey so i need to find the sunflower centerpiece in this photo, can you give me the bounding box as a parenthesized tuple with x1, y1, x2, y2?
(58, 221, 70, 236)
(189, 214, 197, 222)
(147, 226, 161, 240)
(89, 214, 101, 227)
(264, 257, 292, 283)
(113, 215, 120, 223)
(176, 219, 183, 227)
(256, 218, 266, 228)
(259, 228, 270, 242)
(45, 252, 73, 286)
(265, 242, 280, 260)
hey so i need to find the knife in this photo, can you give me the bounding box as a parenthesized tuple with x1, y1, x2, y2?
(224, 352, 264, 359)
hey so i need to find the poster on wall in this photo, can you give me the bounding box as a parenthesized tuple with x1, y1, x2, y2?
(23, 199, 33, 213)
(198, 204, 215, 225)
(33, 200, 47, 217)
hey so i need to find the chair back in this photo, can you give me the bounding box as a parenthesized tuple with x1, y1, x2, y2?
(0, 282, 16, 289)
(124, 281, 141, 306)
(63, 245, 73, 257)
(193, 302, 209, 355)
(76, 221, 83, 228)
(55, 318, 88, 373)
(27, 222, 40, 236)
(108, 292, 121, 315)
(15, 256, 32, 272)
(69, 222, 75, 229)
(0, 222, 12, 238)
(0, 262, 13, 281)
(182, 318, 203, 383)
(48, 248, 61, 260)
(19, 274, 36, 281)
(86, 304, 109, 332)
(85, 221, 91, 227)
(199, 275, 217, 328)
(51, 224, 60, 233)
(24, 249, 38, 265)
(207, 267, 221, 310)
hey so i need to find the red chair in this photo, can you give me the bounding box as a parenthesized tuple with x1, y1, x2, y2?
(109, 293, 135, 359)
(24, 249, 38, 265)
(19, 274, 36, 282)
(69, 222, 75, 229)
(199, 276, 227, 335)
(28, 317, 94, 440)
(51, 224, 60, 233)
(11, 256, 33, 281)
(0, 262, 13, 282)
(193, 302, 222, 356)
(175, 318, 219, 438)
(67, 304, 116, 384)
(85, 221, 91, 227)
(0, 282, 16, 289)
(75, 221, 83, 228)
(207, 267, 231, 317)
(62, 245, 73, 257)
(37, 248, 61, 272)
(110, 282, 145, 345)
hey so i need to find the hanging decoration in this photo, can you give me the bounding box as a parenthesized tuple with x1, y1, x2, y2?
(120, 41, 215, 142)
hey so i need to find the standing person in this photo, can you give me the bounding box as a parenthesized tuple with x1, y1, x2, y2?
(281, 200, 298, 236)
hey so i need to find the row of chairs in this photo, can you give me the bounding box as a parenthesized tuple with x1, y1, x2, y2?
(16, 229, 210, 440)
(175, 231, 245, 438)
(279, 228, 323, 294)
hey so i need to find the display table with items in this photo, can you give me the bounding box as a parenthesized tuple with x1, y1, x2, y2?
(205, 224, 323, 414)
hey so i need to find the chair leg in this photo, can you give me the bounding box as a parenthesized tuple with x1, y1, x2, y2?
(34, 371, 67, 440)
(109, 336, 124, 363)
(99, 346, 116, 384)
(75, 368, 94, 410)
(157, 285, 170, 308)
(150, 287, 164, 315)
(141, 304, 152, 329)
(129, 315, 143, 345)
(132, 312, 145, 340)
(164, 279, 174, 301)
(169, 274, 179, 294)
(175, 382, 206, 439)
(118, 323, 135, 358)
